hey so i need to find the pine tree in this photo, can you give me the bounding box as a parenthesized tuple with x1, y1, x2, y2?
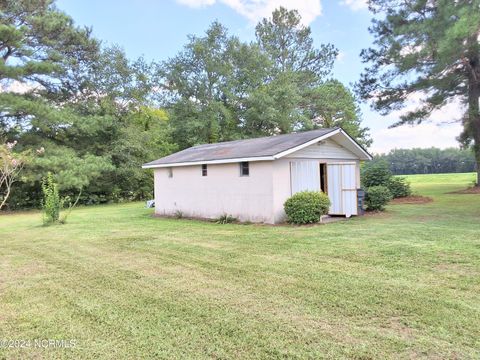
(357, 0, 480, 185)
(0, 0, 99, 132)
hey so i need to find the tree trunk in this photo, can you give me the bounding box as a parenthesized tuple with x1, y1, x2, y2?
(0, 185, 11, 210)
(475, 149, 480, 186)
(468, 57, 480, 186)
(470, 97, 480, 187)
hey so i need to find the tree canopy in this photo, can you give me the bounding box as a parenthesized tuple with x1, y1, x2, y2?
(357, 0, 480, 184)
(375, 147, 476, 175)
(1, 2, 372, 209)
(161, 7, 370, 148)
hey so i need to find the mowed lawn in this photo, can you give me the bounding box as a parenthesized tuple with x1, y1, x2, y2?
(0, 173, 479, 359)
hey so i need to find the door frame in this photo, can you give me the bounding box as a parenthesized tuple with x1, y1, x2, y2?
(319, 163, 328, 194)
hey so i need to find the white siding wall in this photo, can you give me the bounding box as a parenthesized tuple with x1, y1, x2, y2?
(154, 161, 274, 223)
(286, 138, 358, 160)
(272, 158, 361, 222)
(271, 140, 361, 222)
(290, 161, 320, 194)
(152, 138, 362, 224)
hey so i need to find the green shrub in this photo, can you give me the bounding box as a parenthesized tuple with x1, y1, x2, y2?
(215, 214, 237, 224)
(41, 173, 63, 225)
(284, 191, 331, 225)
(365, 186, 392, 211)
(361, 160, 392, 188)
(387, 177, 411, 198)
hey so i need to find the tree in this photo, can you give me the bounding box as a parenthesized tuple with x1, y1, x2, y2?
(161, 22, 235, 147)
(376, 147, 476, 174)
(1, 3, 173, 208)
(357, 0, 480, 185)
(255, 7, 337, 83)
(304, 80, 372, 147)
(10, 46, 174, 207)
(161, 9, 351, 145)
(0, 0, 113, 206)
(160, 22, 271, 147)
(253, 7, 340, 136)
(243, 71, 308, 136)
(0, 0, 99, 133)
(0, 141, 28, 209)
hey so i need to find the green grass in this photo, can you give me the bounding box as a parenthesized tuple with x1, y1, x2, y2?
(1, 173, 479, 359)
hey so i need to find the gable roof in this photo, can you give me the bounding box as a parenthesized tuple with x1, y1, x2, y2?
(143, 127, 372, 168)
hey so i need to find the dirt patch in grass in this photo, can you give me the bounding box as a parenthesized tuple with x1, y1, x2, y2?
(385, 316, 417, 341)
(390, 196, 433, 204)
(363, 210, 391, 218)
(447, 186, 480, 195)
(434, 263, 480, 276)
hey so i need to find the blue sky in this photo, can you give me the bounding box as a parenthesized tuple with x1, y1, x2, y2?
(56, 0, 463, 153)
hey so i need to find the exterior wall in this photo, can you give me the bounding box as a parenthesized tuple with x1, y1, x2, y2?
(152, 138, 362, 224)
(271, 139, 361, 222)
(271, 158, 360, 223)
(286, 138, 358, 160)
(154, 161, 275, 223)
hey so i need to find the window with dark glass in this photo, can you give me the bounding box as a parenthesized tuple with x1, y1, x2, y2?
(168, 167, 173, 178)
(202, 164, 207, 176)
(240, 161, 249, 176)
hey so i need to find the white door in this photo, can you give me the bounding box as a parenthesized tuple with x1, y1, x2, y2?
(327, 163, 358, 217)
(290, 161, 320, 194)
(341, 164, 358, 217)
(327, 164, 342, 214)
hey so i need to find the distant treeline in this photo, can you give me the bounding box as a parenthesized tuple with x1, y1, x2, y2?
(375, 148, 476, 175)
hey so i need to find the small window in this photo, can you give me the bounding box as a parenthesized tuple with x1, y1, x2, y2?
(240, 161, 249, 176)
(202, 164, 207, 176)
(168, 167, 173, 178)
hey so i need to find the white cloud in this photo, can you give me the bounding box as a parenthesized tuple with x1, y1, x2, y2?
(388, 93, 465, 125)
(370, 123, 463, 154)
(368, 95, 465, 154)
(177, 0, 322, 25)
(177, 0, 216, 7)
(340, 0, 368, 11)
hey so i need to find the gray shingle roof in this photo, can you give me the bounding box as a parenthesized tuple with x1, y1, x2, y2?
(143, 128, 339, 167)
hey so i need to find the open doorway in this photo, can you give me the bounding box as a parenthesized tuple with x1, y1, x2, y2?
(320, 163, 328, 193)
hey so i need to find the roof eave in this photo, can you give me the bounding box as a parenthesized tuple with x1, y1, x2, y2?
(337, 128, 373, 161)
(142, 156, 275, 169)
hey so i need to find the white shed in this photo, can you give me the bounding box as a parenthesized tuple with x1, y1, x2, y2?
(143, 127, 372, 224)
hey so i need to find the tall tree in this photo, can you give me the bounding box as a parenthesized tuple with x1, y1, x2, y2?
(255, 7, 337, 84)
(252, 7, 374, 142)
(0, 0, 99, 132)
(160, 22, 270, 148)
(357, 0, 480, 185)
(0, 0, 173, 209)
(0, 0, 114, 208)
(12, 46, 174, 207)
(161, 9, 371, 146)
(243, 71, 307, 136)
(304, 80, 372, 147)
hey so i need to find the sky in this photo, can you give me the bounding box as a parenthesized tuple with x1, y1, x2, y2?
(56, 0, 464, 154)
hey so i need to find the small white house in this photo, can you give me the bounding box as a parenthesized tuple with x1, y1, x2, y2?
(143, 127, 372, 224)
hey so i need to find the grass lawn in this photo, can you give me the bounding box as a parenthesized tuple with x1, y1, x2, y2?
(1, 173, 479, 359)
